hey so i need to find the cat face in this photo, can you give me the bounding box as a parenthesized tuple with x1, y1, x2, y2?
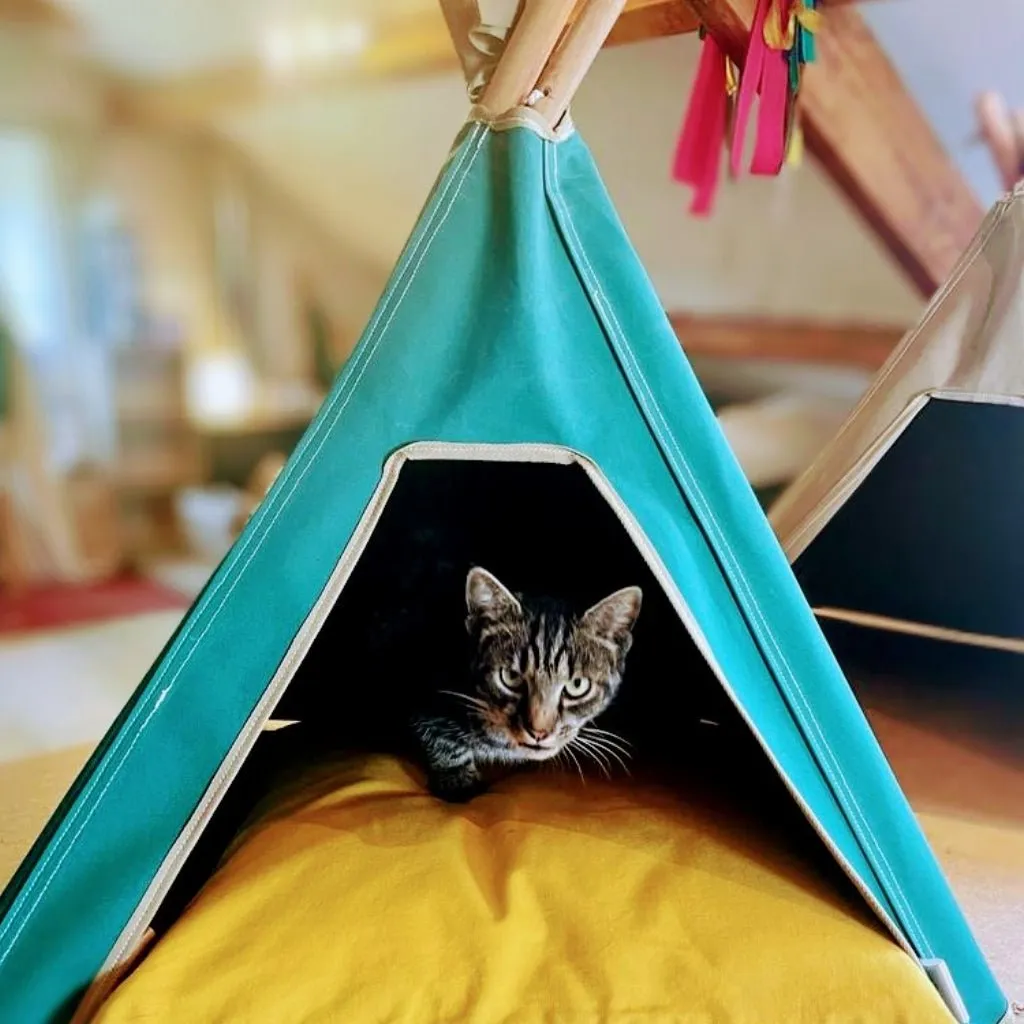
(463, 567, 641, 762)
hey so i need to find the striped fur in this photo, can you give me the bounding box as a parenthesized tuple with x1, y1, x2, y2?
(413, 567, 641, 802)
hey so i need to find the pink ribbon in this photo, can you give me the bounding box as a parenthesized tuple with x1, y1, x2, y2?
(730, 0, 788, 178)
(672, 32, 728, 215)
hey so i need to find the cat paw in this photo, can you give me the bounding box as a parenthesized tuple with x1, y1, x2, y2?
(428, 768, 487, 803)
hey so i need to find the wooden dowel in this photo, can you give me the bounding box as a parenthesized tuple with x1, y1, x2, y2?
(478, 0, 578, 117)
(976, 91, 1024, 192)
(530, 0, 629, 127)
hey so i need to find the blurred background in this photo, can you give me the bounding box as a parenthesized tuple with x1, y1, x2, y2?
(0, 0, 1022, 997)
(1, 0, 1019, 601)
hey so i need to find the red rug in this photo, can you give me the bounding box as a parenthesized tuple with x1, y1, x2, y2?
(0, 575, 189, 636)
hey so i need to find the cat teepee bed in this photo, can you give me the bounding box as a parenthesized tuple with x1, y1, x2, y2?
(773, 184, 1024, 667)
(0, 3, 1007, 1022)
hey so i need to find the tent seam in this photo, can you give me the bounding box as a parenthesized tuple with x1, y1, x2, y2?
(546, 142, 932, 958)
(0, 123, 491, 967)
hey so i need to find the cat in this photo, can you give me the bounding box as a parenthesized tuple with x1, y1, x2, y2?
(412, 566, 642, 802)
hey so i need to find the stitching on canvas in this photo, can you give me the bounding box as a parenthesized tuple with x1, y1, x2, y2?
(0, 123, 490, 966)
(549, 144, 930, 953)
(102, 446, 417, 975)
(548, 143, 933, 957)
(100, 452, 405, 975)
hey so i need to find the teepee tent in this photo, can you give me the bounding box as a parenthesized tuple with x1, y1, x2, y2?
(772, 184, 1024, 656)
(0, 3, 1007, 1022)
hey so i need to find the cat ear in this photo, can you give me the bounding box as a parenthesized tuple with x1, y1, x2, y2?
(465, 567, 521, 624)
(581, 587, 642, 646)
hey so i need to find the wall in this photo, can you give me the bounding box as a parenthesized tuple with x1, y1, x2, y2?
(71, 125, 384, 390)
(575, 36, 924, 325)
(221, 33, 925, 330)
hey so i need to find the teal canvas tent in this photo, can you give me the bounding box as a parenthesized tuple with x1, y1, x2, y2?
(0, 3, 1007, 1022)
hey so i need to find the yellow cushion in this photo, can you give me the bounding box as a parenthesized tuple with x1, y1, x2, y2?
(97, 755, 952, 1023)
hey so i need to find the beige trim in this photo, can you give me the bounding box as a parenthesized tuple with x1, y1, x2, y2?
(815, 607, 1024, 656)
(779, 392, 931, 562)
(467, 102, 575, 141)
(77, 441, 916, 1019)
(779, 389, 1024, 564)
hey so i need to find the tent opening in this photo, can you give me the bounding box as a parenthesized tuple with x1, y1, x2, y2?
(89, 449, 910, 1016)
(795, 396, 1024, 654)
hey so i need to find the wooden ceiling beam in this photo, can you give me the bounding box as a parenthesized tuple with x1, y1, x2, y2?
(670, 313, 905, 369)
(606, 0, 700, 46)
(0, 0, 74, 29)
(683, 0, 983, 296)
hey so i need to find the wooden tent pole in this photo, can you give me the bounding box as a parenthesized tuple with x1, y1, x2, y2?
(478, 0, 578, 118)
(976, 91, 1024, 192)
(531, 0, 629, 128)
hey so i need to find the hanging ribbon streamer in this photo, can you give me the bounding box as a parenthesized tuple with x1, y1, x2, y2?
(672, 29, 730, 216)
(673, 0, 819, 212)
(729, 0, 778, 177)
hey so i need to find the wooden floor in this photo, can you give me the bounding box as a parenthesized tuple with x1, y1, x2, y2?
(0, 613, 1021, 1008)
(0, 610, 184, 763)
(853, 660, 1024, 1004)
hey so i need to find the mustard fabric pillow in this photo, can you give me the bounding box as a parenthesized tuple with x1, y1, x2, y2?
(97, 755, 952, 1023)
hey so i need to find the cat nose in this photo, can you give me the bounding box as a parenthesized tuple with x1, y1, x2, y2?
(526, 725, 553, 742)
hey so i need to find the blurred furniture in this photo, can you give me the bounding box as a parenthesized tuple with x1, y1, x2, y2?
(229, 450, 287, 537)
(0, 445, 30, 591)
(113, 345, 204, 559)
(1, 322, 123, 587)
(196, 416, 307, 489)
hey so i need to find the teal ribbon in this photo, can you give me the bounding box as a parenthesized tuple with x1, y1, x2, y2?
(789, 0, 817, 92)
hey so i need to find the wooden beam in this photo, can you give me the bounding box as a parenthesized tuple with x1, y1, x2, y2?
(669, 313, 905, 369)
(0, 0, 73, 29)
(683, 0, 983, 296)
(606, 0, 874, 47)
(607, 0, 699, 46)
(111, 0, 700, 125)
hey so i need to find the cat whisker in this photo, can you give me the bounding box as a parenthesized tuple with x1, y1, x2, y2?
(575, 735, 630, 776)
(438, 690, 489, 713)
(580, 739, 631, 769)
(579, 727, 632, 757)
(580, 726, 632, 750)
(584, 737, 632, 773)
(561, 743, 587, 785)
(579, 725, 633, 755)
(570, 737, 612, 779)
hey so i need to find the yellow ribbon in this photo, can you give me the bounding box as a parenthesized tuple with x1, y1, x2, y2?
(786, 121, 804, 166)
(764, 1, 820, 50)
(762, 1, 794, 49)
(725, 58, 739, 97)
(795, 6, 822, 33)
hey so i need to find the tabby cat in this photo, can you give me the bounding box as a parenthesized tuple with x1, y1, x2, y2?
(414, 567, 641, 802)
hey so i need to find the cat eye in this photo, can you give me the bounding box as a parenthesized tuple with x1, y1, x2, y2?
(564, 676, 592, 700)
(497, 667, 522, 693)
